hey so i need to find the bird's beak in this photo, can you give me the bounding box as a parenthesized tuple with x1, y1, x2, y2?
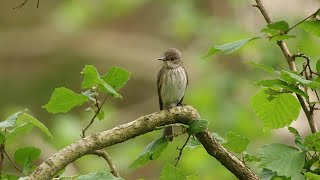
(157, 57, 165, 61)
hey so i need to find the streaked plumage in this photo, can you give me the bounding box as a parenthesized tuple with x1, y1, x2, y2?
(157, 48, 188, 141)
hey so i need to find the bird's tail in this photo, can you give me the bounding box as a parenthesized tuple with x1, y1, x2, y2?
(163, 126, 173, 141)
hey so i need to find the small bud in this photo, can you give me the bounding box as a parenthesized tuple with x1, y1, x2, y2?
(92, 86, 97, 91)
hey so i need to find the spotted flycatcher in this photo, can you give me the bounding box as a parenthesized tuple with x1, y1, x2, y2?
(157, 48, 188, 141)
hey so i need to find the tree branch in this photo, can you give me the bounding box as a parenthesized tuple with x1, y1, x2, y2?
(28, 106, 258, 180)
(87, 150, 120, 178)
(254, 0, 318, 133)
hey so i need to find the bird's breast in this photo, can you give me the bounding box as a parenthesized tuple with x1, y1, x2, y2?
(160, 67, 187, 108)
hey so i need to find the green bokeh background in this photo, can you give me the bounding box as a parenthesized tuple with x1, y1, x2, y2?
(1, 0, 320, 179)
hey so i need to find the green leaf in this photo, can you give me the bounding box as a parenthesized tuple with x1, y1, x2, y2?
(304, 132, 320, 151)
(0, 111, 23, 128)
(316, 59, 320, 74)
(160, 163, 185, 180)
(299, 20, 320, 38)
(187, 119, 208, 134)
(130, 137, 169, 168)
(77, 171, 123, 180)
(247, 61, 278, 75)
(244, 153, 260, 162)
(260, 168, 276, 180)
(202, 47, 221, 58)
(101, 66, 130, 90)
(81, 65, 121, 98)
(14, 147, 41, 174)
(259, 143, 305, 178)
(81, 65, 101, 89)
(255, 79, 308, 98)
(304, 172, 320, 180)
(5, 122, 34, 144)
(270, 34, 295, 41)
(43, 87, 89, 113)
(256, 79, 288, 87)
(0, 132, 5, 144)
(97, 110, 105, 120)
(222, 131, 249, 153)
(267, 21, 289, 32)
(261, 28, 279, 36)
(280, 70, 320, 89)
(288, 127, 307, 151)
(215, 37, 261, 54)
(14, 147, 41, 165)
(186, 138, 202, 149)
(21, 113, 53, 139)
(251, 89, 301, 129)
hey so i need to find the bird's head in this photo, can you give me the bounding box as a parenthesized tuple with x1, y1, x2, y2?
(158, 48, 182, 68)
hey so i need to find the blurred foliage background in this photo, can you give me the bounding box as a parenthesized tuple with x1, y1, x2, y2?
(1, 0, 320, 179)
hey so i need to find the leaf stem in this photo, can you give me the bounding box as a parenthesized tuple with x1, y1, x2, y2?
(175, 135, 191, 166)
(1, 146, 22, 172)
(81, 95, 109, 138)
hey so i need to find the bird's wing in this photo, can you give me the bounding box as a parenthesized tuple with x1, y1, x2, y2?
(157, 67, 164, 110)
(178, 66, 188, 106)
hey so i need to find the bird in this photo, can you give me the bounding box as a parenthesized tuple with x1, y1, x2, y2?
(157, 48, 188, 141)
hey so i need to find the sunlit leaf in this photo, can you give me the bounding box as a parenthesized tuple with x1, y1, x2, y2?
(21, 113, 53, 139)
(222, 131, 249, 153)
(130, 137, 169, 168)
(267, 21, 289, 32)
(160, 163, 184, 180)
(304, 132, 320, 151)
(251, 89, 301, 129)
(101, 66, 131, 90)
(259, 143, 305, 178)
(5, 122, 34, 144)
(81, 65, 121, 98)
(202, 47, 221, 58)
(304, 172, 320, 180)
(43, 87, 89, 113)
(299, 20, 320, 38)
(270, 34, 295, 41)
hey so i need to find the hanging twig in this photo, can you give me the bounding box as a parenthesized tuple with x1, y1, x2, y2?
(175, 135, 191, 166)
(87, 150, 120, 178)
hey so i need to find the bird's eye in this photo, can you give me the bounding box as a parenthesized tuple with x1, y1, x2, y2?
(171, 57, 175, 61)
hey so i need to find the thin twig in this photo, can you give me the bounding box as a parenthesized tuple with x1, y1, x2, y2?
(13, 0, 40, 9)
(175, 135, 191, 166)
(254, 0, 318, 133)
(13, 0, 29, 9)
(81, 95, 109, 138)
(285, 8, 320, 34)
(2, 146, 22, 172)
(87, 150, 120, 178)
